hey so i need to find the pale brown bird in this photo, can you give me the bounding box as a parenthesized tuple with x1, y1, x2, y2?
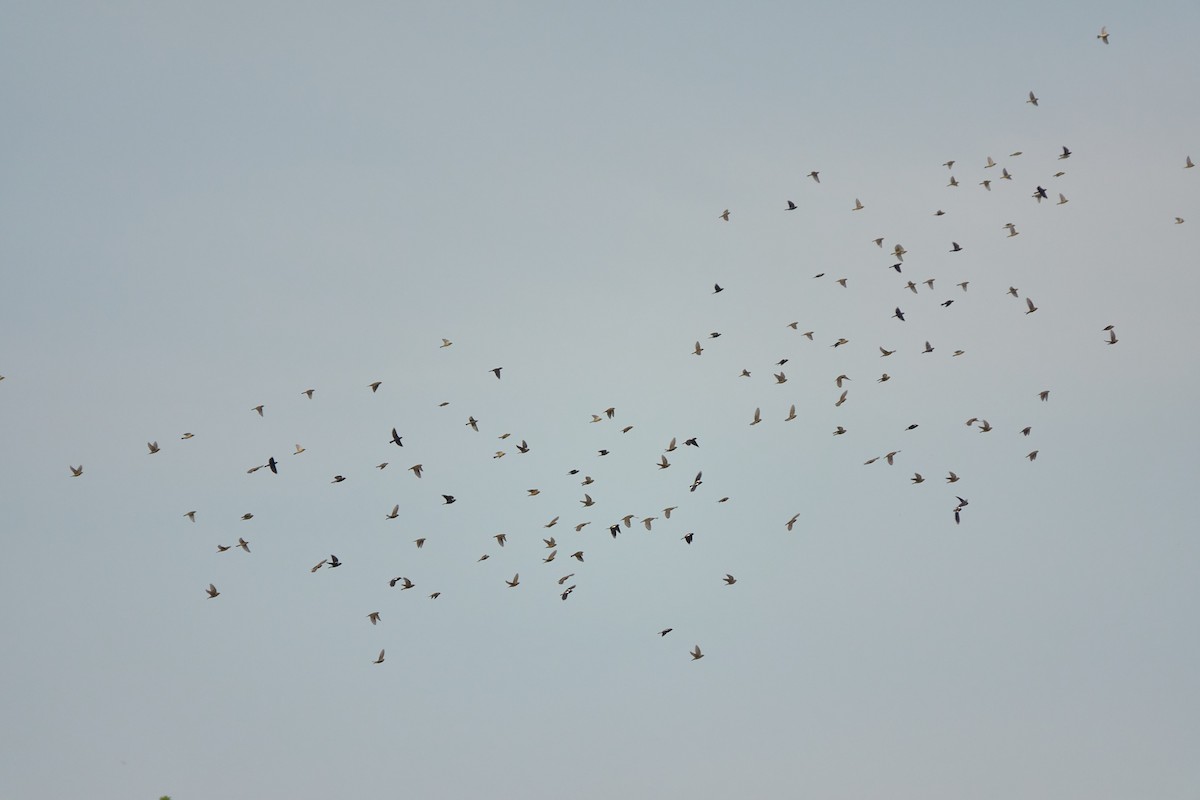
(750, 407, 762, 426)
(505, 573, 520, 588)
(147, 441, 160, 454)
(527, 489, 541, 496)
(885, 451, 900, 465)
(852, 198, 864, 211)
(466, 416, 479, 431)
(1039, 390, 1050, 402)
(373, 649, 385, 664)
(835, 390, 848, 407)
(880, 347, 895, 357)
(368, 612, 381, 625)
(642, 517, 657, 531)
(719, 209, 730, 221)
(543, 537, 557, 548)
(1097, 25, 1109, 44)
(785, 404, 797, 421)
(690, 645, 705, 661)
(184, 510, 196, 521)
(543, 550, 557, 563)
(237, 538, 250, 552)
(656, 455, 671, 469)
(69, 465, 83, 477)
(386, 504, 400, 520)
(294, 444, 306, 455)
(216, 545, 231, 553)
(946, 472, 960, 483)
(574, 522, 590, 532)
(414, 538, 426, 549)
(252, 405, 264, 416)
(302, 389, 315, 398)
(558, 574, 575, 585)
(206, 584, 220, 599)
(310, 559, 326, 572)
(1106, 330, 1118, 345)
(545, 516, 560, 528)
(693, 341, 704, 356)
(181, 432, 194, 440)
(570, 551, 584, 562)
(663, 506, 678, 519)
(494, 533, 507, 547)
(785, 513, 800, 531)
(1027, 450, 1039, 461)
(440, 338, 453, 348)
(1025, 297, 1038, 314)
(410, 464, 423, 478)
(581, 493, 595, 506)
(774, 371, 788, 384)
(369, 381, 382, 393)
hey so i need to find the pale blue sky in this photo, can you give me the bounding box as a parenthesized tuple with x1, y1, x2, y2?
(2, 3, 1199, 798)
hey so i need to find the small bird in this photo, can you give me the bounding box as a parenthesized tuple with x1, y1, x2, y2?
(293, 444, 305, 455)
(1004, 223, 1019, 237)
(581, 493, 595, 506)
(880, 347, 895, 357)
(852, 198, 864, 211)
(905, 281, 917, 293)
(181, 432, 194, 440)
(216, 545, 231, 553)
(241, 513, 254, 520)
(832, 338, 849, 348)
(684, 437, 698, 447)
(690, 471, 703, 492)
(386, 504, 400, 520)
(878, 373, 890, 382)
(693, 341, 703, 356)
(1175, 217, 1185, 225)
(368, 612, 381, 625)
(873, 237, 884, 247)
(1001, 168, 1013, 180)
(527, 489, 541, 496)
(388, 428, 403, 446)
(206, 584, 220, 599)
(713, 283, 723, 293)
(605, 407, 615, 418)
(905, 423, 918, 430)
(442, 495, 456, 504)
(785, 513, 800, 531)
(1097, 26, 1109, 44)
(835, 390, 848, 407)
(719, 209, 730, 221)
(543, 550, 558, 563)
(311, 559, 326, 572)
(893, 307, 906, 321)
(947, 176, 958, 187)
(786, 200, 798, 211)
(184, 510, 195, 521)
(807, 171, 820, 183)
(267, 457, 278, 474)
(884, 451, 900, 465)
(1059, 146, 1072, 160)
(302, 389, 315, 398)
(1186, 156, 1195, 169)
(598, 449, 609, 456)
(642, 517, 657, 531)
(836, 278, 847, 287)
(911, 473, 925, 484)
(723, 574, 737, 585)
(414, 538, 426, 549)
(690, 645, 705, 661)
(373, 649, 385, 664)
(682, 533, 694, 544)
(506, 573, 520, 588)
(331, 475, 345, 483)
(440, 338, 453, 348)
(369, 381, 382, 393)
(663, 506, 679, 519)
(985, 156, 996, 168)
(1021, 427, 1032, 436)
(950, 241, 962, 252)
(941, 300, 954, 308)
(1026, 297, 1038, 314)
(570, 551, 584, 562)
(1039, 390, 1050, 402)
(147, 441, 160, 454)
(943, 160, 955, 169)
(750, 407, 762, 426)
(377, 462, 388, 469)
(833, 426, 846, 435)
(252, 405, 264, 416)
(410, 464, 423, 478)
(69, 465, 83, 477)
(466, 416, 479, 431)
(237, 537, 250, 552)
(1027, 90, 1039, 106)
(958, 282, 969, 291)
(1057, 193, 1068, 205)
(660, 628, 673, 637)
(429, 592, 440, 599)
(1033, 186, 1048, 202)
(1106, 329, 1118, 345)
(785, 404, 797, 421)
(774, 372, 787, 384)
(328, 554, 341, 568)
(922, 341, 934, 354)
(946, 472, 960, 483)
(1027, 450, 1039, 461)
(491, 367, 502, 379)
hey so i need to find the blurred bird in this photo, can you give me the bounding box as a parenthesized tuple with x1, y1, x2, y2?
(206, 584, 220, 599)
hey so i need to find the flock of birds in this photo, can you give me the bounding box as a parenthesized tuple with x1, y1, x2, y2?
(36, 25, 1194, 666)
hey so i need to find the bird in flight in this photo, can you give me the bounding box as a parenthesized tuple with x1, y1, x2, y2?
(723, 574, 737, 585)
(750, 407, 762, 426)
(147, 441, 160, 454)
(388, 428, 403, 446)
(786, 200, 797, 211)
(786, 513, 800, 531)
(852, 198, 864, 211)
(386, 504, 399, 520)
(69, 465, 83, 477)
(807, 171, 820, 183)
(1027, 91, 1039, 106)
(368, 612, 381, 625)
(440, 338, 453, 348)
(373, 649, 385, 664)
(1059, 146, 1072, 160)
(206, 584, 220, 599)
(1039, 390, 1050, 402)
(1026, 297, 1038, 314)
(1004, 223, 1019, 238)
(713, 283, 723, 293)
(719, 209, 730, 221)
(252, 405, 264, 416)
(491, 367, 503, 379)
(410, 464, 423, 478)
(690, 645, 705, 660)
(505, 573, 520, 588)
(442, 495, 456, 505)
(1097, 26, 1109, 44)
(369, 381, 382, 393)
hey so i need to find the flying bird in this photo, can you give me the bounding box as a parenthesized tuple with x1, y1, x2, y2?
(723, 574, 737, 585)
(852, 198, 864, 211)
(1097, 26, 1109, 44)
(386, 504, 400, 520)
(147, 441, 160, 454)
(252, 405, 264, 416)
(69, 465, 83, 477)
(505, 573, 520, 588)
(237, 538, 250, 552)
(442, 495, 456, 504)
(293, 444, 305, 455)
(786, 200, 798, 211)
(373, 649, 385, 664)
(206, 584, 220, 599)
(690, 645, 705, 660)
(389, 428, 403, 446)
(369, 381, 382, 393)
(491, 367, 503, 379)
(719, 209, 730, 221)
(807, 171, 820, 183)
(1027, 91, 1039, 106)
(368, 612, 381, 625)
(301, 389, 314, 398)
(786, 514, 800, 531)
(1059, 146, 1072, 160)
(1039, 390, 1050, 401)
(440, 338, 453, 348)
(1026, 297, 1038, 314)
(750, 407, 762, 426)
(410, 464, 423, 478)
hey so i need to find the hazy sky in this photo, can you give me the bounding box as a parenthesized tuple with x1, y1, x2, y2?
(3, 3, 1199, 798)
